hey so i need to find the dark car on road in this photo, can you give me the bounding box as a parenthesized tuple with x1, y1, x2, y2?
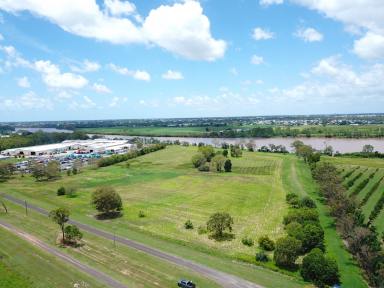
(177, 279, 196, 288)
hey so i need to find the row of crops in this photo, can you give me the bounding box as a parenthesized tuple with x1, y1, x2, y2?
(340, 165, 384, 233)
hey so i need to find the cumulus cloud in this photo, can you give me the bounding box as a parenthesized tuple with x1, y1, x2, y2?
(251, 55, 264, 65)
(353, 32, 384, 59)
(17, 76, 31, 88)
(162, 70, 183, 80)
(295, 27, 323, 42)
(92, 83, 111, 93)
(252, 27, 274, 40)
(70, 59, 100, 73)
(0, 0, 226, 61)
(0, 91, 53, 110)
(109, 63, 150, 81)
(34, 60, 88, 89)
(259, 0, 284, 6)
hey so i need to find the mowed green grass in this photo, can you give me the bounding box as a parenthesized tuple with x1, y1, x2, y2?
(0, 201, 220, 288)
(0, 225, 106, 288)
(0, 146, 307, 287)
(1, 146, 288, 257)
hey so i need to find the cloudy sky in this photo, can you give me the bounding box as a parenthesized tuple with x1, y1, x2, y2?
(0, 0, 383, 121)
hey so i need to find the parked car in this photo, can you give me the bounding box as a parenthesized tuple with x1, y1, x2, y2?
(177, 279, 196, 288)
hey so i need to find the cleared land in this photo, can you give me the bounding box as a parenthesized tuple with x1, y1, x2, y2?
(0, 146, 306, 287)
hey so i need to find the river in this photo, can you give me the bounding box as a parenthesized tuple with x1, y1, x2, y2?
(91, 134, 384, 153)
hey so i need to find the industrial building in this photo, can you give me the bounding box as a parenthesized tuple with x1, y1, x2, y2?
(0, 139, 133, 157)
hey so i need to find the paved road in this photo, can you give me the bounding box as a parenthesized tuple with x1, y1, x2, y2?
(0, 220, 127, 288)
(3, 194, 264, 288)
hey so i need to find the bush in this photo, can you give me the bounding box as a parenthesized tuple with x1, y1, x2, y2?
(258, 235, 275, 251)
(224, 159, 232, 172)
(138, 210, 145, 218)
(283, 208, 319, 225)
(286, 193, 300, 208)
(57, 186, 66, 196)
(198, 163, 210, 172)
(64, 225, 83, 243)
(192, 153, 206, 168)
(184, 219, 194, 229)
(301, 248, 340, 288)
(65, 186, 77, 198)
(256, 251, 269, 262)
(91, 186, 123, 216)
(300, 197, 317, 208)
(241, 237, 254, 246)
(274, 236, 302, 268)
(198, 225, 207, 235)
(285, 222, 302, 238)
(298, 223, 325, 253)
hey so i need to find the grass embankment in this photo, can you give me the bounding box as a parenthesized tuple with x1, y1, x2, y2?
(0, 223, 105, 288)
(0, 146, 305, 287)
(283, 156, 367, 288)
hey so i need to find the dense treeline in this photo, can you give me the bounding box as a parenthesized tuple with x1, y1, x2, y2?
(0, 131, 89, 151)
(312, 162, 384, 287)
(97, 144, 166, 167)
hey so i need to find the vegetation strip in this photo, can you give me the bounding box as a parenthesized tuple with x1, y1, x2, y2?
(0, 220, 127, 288)
(360, 176, 384, 206)
(2, 194, 263, 288)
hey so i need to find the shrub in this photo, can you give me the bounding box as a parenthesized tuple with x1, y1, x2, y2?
(300, 197, 317, 208)
(64, 225, 83, 243)
(297, 223, 325, 253)
(258, 235, 275, 251)
(283, 208, 319, 225)
(224, 159, 232, 172)
(241, 237, 254, 246)
(301, 248, 340, 288)
(256, 251, 269, 262)
(206, 212, 233, 239)
(138, 210, 145, 218)
(57, 186, 66, 196)
(198, 163, 210, 172)
(274, 236, 302, 268)
(286, 193, 300, 208)
(197, 225, 207, 235)
(285, 222, 302, 238)
(192, 153, 206, 168)
(184, 219, 194, 229)
(91, 186, 123, 216)
(65, 186, 77, 198)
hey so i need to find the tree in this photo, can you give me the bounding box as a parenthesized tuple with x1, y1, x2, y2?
(230, 145, 242, 157)
(301, 248, 340, 288)
(291, 140, 304, 155)
(274, 236, 302, 268)
(0, 162, 14, 182)
(198, 145, 215, 162)
(57, 186, 66, 196)
(258, 235, 275, 251)
(362, 144, 374, 154)
(206, 212, 234, 238)
(91, 186, 123, 216)
(46, 160, 60, 180)
(212, 155, 226, 172)
(191, 153, 206, 168)
(49, 208, 70, 242)
(246, 140, 256, 152)
(297, 223, 325, 253)
(323, 145, 333, 156)
(64, 225, 83, 243)
(30, 161, 45, 181)
(222, 149, 228, 157)
(224, 159, 232, 172)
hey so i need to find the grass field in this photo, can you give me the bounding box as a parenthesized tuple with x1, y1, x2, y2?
(0, 224, 106, 288)
(325, 156, 384, 234)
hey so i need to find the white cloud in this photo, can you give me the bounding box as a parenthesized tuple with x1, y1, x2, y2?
(251, 55, 264, 65)
(0, 33, 3, 41)
(295, 27, 323, 42)
(162, 70, 183, 80)
(0, 0, 226, 61)
(109, 63, 150, 81)
(0, 91, 53, 110)
(104, 0, 136, 16)
(230, 67, 238, 76)
(260, 0, 284, 6)
(252, 27, 274, 40)
(34, 60, 88, 89)
(70, 59, 100, 73)
(92, 83, 111, 93)
(109, 96, 119, 107)
(353, 32, 384, 59)
(17, 76, 31, 88)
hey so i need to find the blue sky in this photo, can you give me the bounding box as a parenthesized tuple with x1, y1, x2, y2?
(0, 0, 383, 121)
